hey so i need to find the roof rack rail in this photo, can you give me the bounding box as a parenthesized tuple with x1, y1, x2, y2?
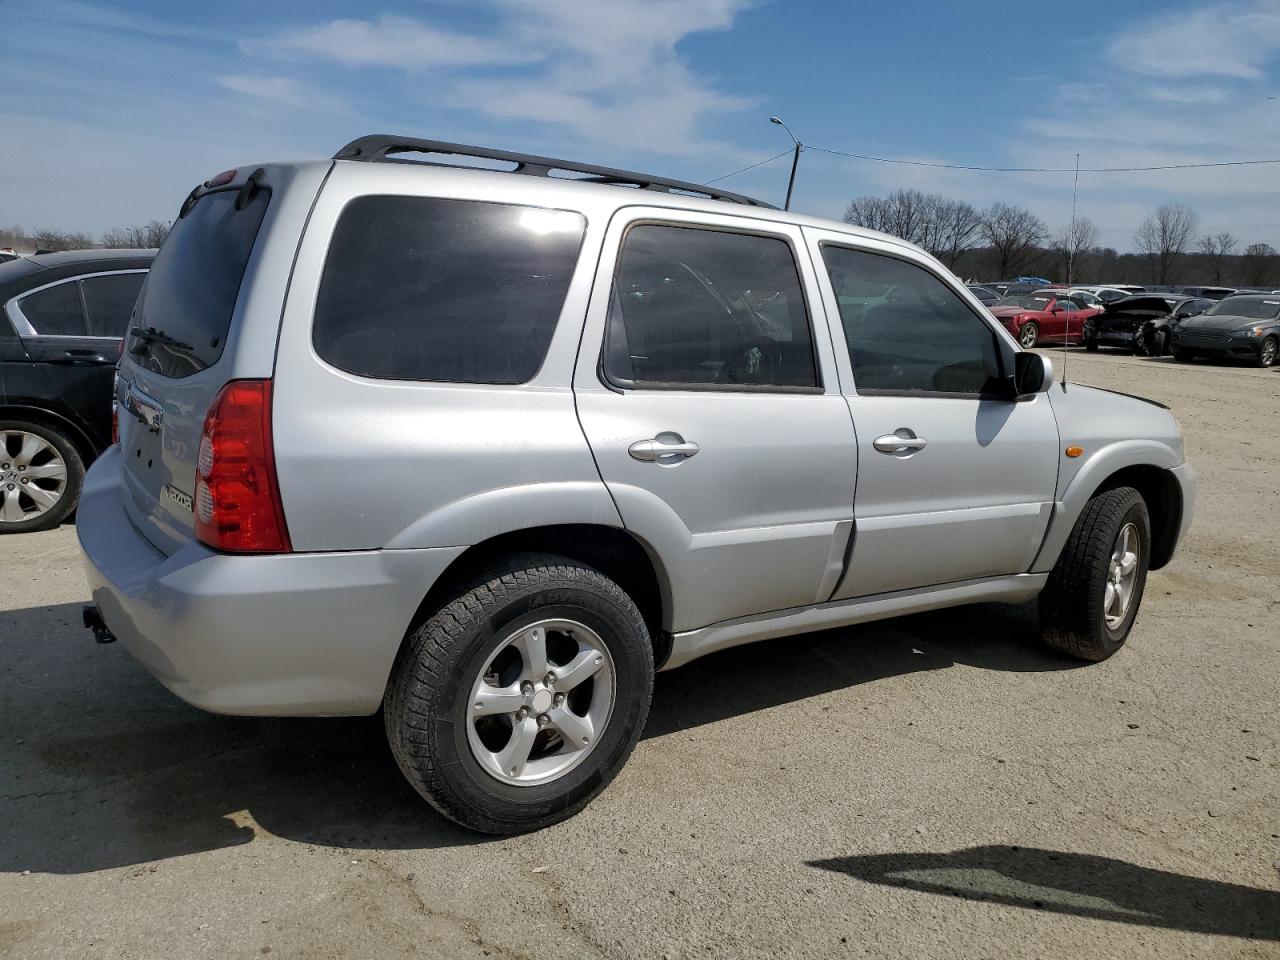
(333, 135, 776, 209)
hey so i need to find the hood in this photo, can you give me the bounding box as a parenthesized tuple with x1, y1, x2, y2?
(1179, 312, 1270, 331)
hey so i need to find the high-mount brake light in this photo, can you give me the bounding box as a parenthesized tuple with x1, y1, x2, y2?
(204, 169, 237, 188)
(194, 379, 291, 553)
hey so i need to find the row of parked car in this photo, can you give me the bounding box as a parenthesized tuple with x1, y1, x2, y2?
(965, 280, 1280, 368)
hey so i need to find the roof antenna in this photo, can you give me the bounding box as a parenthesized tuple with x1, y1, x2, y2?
(1063, 152, 1080, 392)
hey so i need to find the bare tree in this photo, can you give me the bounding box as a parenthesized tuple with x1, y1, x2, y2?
(101, 220, 170, 249)
(1196, 232, 1236, 284)
(933, 198, 983, 269)
(980, 203, 1048, 278)
(1241, 242, 1279, 286)
(1134, 203, 1198, 285)
(30, 229, 95, 252)
(843, 190, 982, 268)
(1052, 217, 1099, 283)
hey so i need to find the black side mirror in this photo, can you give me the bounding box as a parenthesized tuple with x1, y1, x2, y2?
(1012, 351, 1053, 398)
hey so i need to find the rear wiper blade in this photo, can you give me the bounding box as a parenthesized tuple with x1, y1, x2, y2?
(129, 327, 194, 355)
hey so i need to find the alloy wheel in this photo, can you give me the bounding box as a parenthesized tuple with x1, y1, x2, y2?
(1262, 337, 1277, 368)
(0, 431, 68, 524)
(466, 618, 616, 786)
(1104, 522, 1140, 629)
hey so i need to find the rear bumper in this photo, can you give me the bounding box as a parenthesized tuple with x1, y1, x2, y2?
(76, 447, 464, 716)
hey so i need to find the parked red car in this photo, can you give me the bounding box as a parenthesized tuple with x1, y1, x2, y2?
(988, 292, 1103, 348)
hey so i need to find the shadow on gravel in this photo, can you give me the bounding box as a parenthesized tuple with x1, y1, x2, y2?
(2, 599, 1078, 874)
(647, 601, 1082, 737)
(810, 845, 1280, 941)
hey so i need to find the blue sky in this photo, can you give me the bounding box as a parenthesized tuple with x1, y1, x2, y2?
(2, 0, 1278, 250)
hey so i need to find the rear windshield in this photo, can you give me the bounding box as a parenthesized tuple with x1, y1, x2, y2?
(129, 187, 269, 378)
(312, 196, 586, 384)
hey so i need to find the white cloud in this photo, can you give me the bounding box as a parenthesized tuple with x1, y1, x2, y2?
(1108, 0, 1280, 78)
(252, 15, 537, 69)
(216, 75, 348, 114)
(244, 1, 756, 158)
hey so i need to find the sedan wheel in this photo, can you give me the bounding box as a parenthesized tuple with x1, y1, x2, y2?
(1259, 336, 1277, 368)
(0, 426, 80, 533)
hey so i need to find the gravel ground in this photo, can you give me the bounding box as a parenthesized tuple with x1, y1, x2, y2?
(2, 350, 1277, 960)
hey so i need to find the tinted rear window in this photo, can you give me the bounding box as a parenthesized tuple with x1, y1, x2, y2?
(312, 196, 585, 384)
(130, 187, 269, 378)
(19, 281, 86, 335)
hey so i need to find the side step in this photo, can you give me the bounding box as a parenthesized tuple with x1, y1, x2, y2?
(82, 605, 116, 644)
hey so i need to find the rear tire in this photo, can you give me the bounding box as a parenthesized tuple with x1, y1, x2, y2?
(0, 420, 84, 534)
(1019, 322, 1039, 348)
(383, 554, 653, 834)
(1039, 486, 1151, 662)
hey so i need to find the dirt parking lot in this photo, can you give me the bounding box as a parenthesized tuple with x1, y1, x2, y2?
(2, 350, 1277, 960)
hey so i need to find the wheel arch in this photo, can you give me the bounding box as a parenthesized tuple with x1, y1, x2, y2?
(407, 524, 675, 668)
(1033, 441, 1185, 573)
(0, 404, 100, 466)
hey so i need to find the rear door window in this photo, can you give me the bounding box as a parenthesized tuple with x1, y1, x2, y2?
(19, 281, 87, 336)
(603, 224, 818, 389)
(129, 187, 270, 378)
(82, 273, 146, 337)
(312, 196, 586, 384)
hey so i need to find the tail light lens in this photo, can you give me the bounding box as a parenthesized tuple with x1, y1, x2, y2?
(194, 379, 291, 553)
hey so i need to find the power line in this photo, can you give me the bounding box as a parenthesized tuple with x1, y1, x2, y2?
(704, 148, 792, 184)
(706, 145, 1280, 182)
(805, 145, 1280, 174)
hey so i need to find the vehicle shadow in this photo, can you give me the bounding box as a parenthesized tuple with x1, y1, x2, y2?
(810, 845, 1280, 941)
(1, 600, 1079, 874)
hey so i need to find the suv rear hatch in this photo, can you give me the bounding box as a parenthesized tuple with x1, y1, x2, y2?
(116, 172, 275, 556)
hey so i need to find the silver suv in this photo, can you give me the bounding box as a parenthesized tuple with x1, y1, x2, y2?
(78, 136, 1196, 833)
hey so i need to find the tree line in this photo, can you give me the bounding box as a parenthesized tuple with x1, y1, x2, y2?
(0, 221, 171, 253)
(842, 190, 1280, 287)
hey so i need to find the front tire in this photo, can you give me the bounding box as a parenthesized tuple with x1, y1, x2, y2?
(1019, 322, 1039, 348)
(1084, 339, 1099, 352)
(384, 554, 654, 834)
(0, 421, 84, 534)
(1039, 486, 1151, 662)
(1172, 351, 1195, 363)
(1257, 335, 1277, 368)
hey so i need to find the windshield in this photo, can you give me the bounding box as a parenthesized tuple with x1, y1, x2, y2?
(1206, 299, 1280, 320)
(995, 295, 1051, 309)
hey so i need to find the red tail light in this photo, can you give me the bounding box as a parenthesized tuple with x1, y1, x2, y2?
(194, 380, 291, 553)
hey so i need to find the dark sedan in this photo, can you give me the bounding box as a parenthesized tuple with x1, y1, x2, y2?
(1170, 295, 1280, 368)
(1, 249, 154, 532)
(966, 284, 1001, 305)
(1139, 296, 1213, 355)
(1080, 295, 1172, 353)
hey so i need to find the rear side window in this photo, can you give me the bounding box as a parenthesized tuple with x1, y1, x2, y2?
(82, 273, 145, 337)
(131, 188, 270, 378)
(822, 245, 1000, 396)
(20, 281, 86, 336)
(312, 196, 586, 384)
(603, 224, 818, 390)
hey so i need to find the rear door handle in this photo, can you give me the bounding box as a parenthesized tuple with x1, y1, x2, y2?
(873, 432, 928, 454)
(628, 434, 700, 463)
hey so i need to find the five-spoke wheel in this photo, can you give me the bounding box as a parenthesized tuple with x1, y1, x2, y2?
(467, 619, 615, 786)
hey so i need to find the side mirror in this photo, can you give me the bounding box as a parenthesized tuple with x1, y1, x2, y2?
(1013, 351, 1054, 399)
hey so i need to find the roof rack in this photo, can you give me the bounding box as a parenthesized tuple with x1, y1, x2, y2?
(333, 135, 775, 209)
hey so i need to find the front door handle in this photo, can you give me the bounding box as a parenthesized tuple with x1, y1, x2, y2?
(873, 431, 928, 454)
(628, 433, 700, 463)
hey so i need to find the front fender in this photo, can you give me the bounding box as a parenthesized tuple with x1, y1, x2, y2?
(1030, 439, 1182, 573)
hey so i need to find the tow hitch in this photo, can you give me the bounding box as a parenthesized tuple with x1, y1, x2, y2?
(83, 606, 116, 644)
